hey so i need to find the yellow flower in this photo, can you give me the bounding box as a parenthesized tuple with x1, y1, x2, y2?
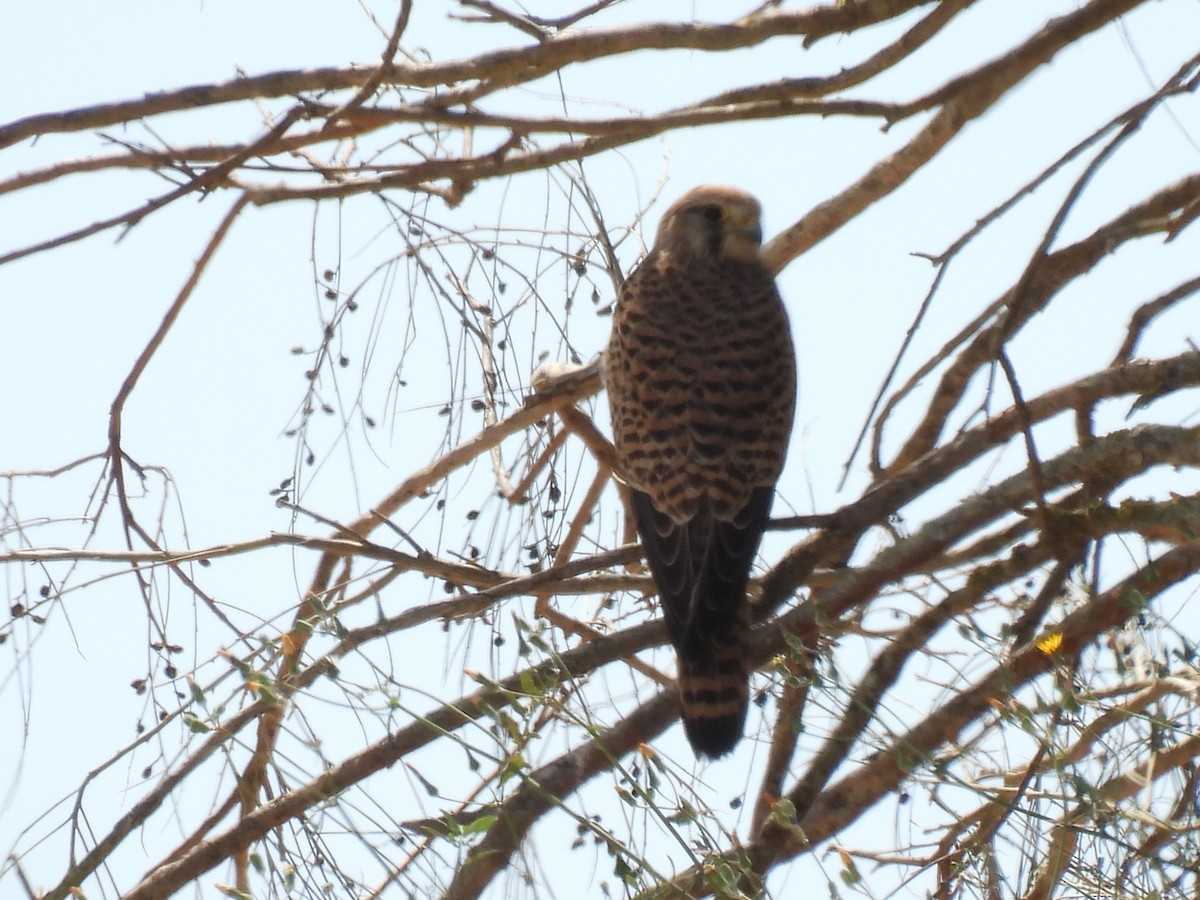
(1037, 632, 1063, 655)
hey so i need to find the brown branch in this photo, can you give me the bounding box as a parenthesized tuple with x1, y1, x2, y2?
(103, 195, 250, 639)
(884, 170, 1200, 472)
(862, 47, 1200, 477)
(99, 419, 1200, 899)
(507, 427, 569, 503)
(1, 95, 908, 205)
(525, 0, 623, 31)
(1023, 730, 1200, 900)
(14, 4, 1199, 898)
(762, 0, 1148, 273)
(777, 536, 1047, 835)
(225, 359, 606, 885)
(660, 542, 1200, 897)
(43, 692, 276, 900)
(762, 354, 1200, 616)
(321, 0, 414, 128)
(0, 121, 371, 197)
(44, 542, 645, 898)
(1, 115, 290, 267)
(0, 1, 932, 149)
(795, 546, 1200, 842)
(442, 692, 680, 900)
(1112, 273, 1200, 364)
(237, 98, 907, 207)
(431, 0, 938, 107)
(366, 359, 601, 529)
(1117, 760, 1200, 891)
(1007, 557, 1079, 653)
(0, 532, 647, 599)
(121, 615, 668, 900)
(455, 0, 549, 41)
(928, 737, 1056, 900)
(434, 423, 1200, 900)
(708, 0, 976, 107)
(996, 347, 1050, 523)
(5, 1, 1143, 273)
(751, 650, 812, 836)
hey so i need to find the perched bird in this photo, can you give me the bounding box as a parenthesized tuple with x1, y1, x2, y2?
(605, 185, 797, 757)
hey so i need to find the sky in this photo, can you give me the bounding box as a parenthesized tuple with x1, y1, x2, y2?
(3, 1, 1200, 897)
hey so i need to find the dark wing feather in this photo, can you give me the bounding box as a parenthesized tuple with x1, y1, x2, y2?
(629, 488, 691, 648)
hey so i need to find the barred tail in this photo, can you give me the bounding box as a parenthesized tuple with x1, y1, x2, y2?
(677, 625, 749, 758)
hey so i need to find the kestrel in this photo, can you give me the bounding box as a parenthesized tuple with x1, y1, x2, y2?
(605, 185, 796, 757)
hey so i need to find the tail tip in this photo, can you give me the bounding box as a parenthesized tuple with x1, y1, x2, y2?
(683, 713, 744, 758)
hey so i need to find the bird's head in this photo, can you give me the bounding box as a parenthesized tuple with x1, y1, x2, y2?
(652, 185, 765, 264)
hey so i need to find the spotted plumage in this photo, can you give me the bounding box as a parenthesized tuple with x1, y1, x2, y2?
(605, 185, 796, 757)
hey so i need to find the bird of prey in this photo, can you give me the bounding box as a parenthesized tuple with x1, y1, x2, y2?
(605, 185, 796, 757)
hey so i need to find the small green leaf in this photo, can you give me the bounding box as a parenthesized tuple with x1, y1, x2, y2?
(461, 814, 498, 835)
(182, 712, 210, 734)
(186, 676, 206, 707)
(771, 798, 796, 826)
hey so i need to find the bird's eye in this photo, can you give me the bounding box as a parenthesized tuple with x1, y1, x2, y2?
(702, 205, 723, 222)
